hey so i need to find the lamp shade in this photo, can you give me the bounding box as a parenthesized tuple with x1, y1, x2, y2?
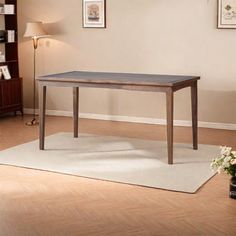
(24, 22, 47, 38)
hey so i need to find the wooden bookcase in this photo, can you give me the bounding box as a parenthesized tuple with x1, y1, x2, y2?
(0, 0, 23, 115)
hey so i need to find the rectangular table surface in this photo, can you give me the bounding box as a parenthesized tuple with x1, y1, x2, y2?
(38, 71, 200, 87)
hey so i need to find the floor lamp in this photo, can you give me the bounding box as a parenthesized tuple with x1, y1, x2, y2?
(24, 22, 48, 126)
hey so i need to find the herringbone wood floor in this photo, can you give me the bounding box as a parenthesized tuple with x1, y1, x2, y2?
(0, 115, 235, 236)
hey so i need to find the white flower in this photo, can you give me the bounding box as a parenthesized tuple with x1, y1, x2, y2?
(231, 159, 236, 165)
(211, 163, 218, 172)
(223, 161, 230, 168)
(225, 156, 232, 162)
(220, 146, 232, 156)
(211, 147, 236, 177)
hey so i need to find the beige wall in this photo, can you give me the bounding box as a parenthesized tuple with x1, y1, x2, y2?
(18, 0, 236, 124)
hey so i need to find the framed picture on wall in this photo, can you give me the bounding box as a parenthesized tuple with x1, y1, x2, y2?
(218, 0, 236, 28)
(83, 0, 106, 28)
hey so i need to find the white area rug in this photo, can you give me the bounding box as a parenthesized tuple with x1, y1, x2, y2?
(0, 133, 218, 193)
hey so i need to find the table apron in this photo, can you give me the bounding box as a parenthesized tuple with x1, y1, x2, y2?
(38, 81, 194, 93)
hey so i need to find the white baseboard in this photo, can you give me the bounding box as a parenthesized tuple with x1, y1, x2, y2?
(23, 108, 236, 131)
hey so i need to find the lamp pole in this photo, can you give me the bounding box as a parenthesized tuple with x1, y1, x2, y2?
(24, 22, 47, 126)
(26, 37, 39, 126)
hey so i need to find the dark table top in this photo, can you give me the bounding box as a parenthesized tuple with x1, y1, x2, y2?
(38, 71, 200, 87)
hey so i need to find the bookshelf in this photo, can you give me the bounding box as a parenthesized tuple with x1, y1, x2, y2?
(0, 0, 23, 115)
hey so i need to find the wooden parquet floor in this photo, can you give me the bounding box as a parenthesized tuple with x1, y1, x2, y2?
(0, 115, 236, 236)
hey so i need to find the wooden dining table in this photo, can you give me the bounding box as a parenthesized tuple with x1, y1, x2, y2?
(37, 71, 200, 164)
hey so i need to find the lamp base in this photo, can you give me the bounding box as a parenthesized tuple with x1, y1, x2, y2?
(25, 118, 39, 126)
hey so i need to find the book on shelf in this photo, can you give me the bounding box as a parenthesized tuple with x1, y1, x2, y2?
(0, 30, 15, 43)
(7, 30, 15, 43)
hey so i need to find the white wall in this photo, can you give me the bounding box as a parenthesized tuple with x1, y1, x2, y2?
(18, 0, 236, 125)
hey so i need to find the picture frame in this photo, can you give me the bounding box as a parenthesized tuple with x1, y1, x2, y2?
(4, 4, 15, 15)
(218, 0, 236, 28)
(0, 65, 11, 80)
(83, 0, 106, 28)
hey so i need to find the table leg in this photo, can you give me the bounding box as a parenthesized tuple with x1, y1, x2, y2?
(191, 81, 198, 150)
(166, 89, 174, 165)
(73, 87, 79, 138)
(39, 84, 47, 150)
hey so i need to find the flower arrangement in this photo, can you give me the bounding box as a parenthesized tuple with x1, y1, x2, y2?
(211, 146, 236, 177)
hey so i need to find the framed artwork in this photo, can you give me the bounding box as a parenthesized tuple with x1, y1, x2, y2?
(83, 0, 106, 28)
(218, 0, 236, 28)
(0, 66, 11, 80)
